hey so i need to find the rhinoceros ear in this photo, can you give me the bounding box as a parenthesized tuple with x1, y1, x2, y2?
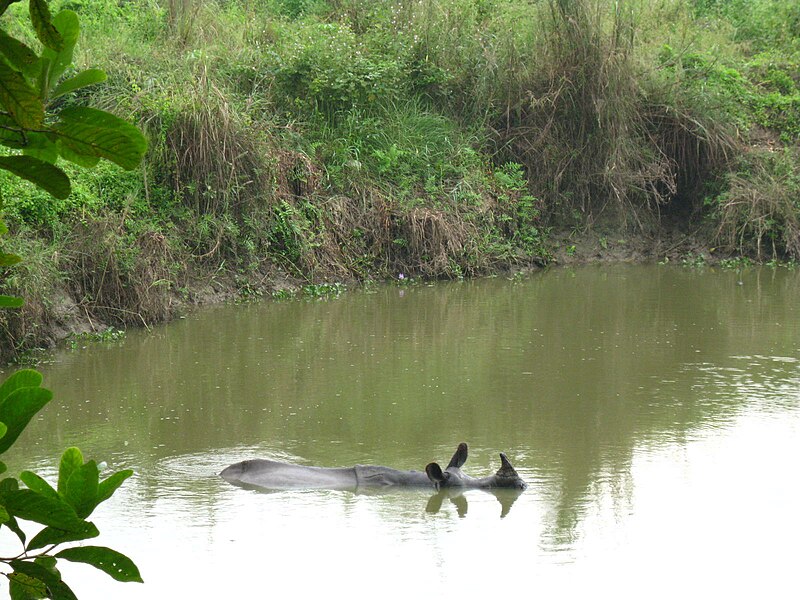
(426, 462, 447, 488)
(446, 442, 468, 469)
(496, 452, 520, 478)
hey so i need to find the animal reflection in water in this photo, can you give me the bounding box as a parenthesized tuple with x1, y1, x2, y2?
(425, 486, 523, 518)
(221, 442, 526, 516)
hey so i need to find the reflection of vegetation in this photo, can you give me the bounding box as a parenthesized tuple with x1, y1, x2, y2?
(9, 266, 800, 545)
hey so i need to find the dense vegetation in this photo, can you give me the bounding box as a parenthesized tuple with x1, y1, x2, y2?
(1, 0, 799, 361)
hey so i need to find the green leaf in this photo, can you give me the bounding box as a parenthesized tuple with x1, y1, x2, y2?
(0, 113, 27, 148)
(41, 11, 80, 92)
(8, 571, 47, 600)
(18, 131, 60, 163)
(56, 546, 143, 583)
(0, 29, 39, 78)
(43, 577, 78, 600)
(34, 556, 57, 570)
(29, 0, 63, 52)
(39, 573, 78, 600)
(22, 144, 59, 164)
(0, 476, 19, 491)
(0, 0, 23, 18)
(10, 561, 58, 589)
(54, 106, 146, 170)
(97, 469, 132, 504)
(0, 385, 52, 453)
(52, 11, 80, 46)
(0, 58, 45, 128)
(26, 521, 98, 551)
(4, 514, 28, 545)
(35, 55, 50, 97)
(20, 470, 59, 500)
(1, 489, 85, 531)
(63, 459, 99, 518)
(0, 369, 43, 403)
(0, 421, 6, 439)
(0, 156, 71, 199)
(58, 447, 84, 495)
(0, 459, 7, 474)
(0, 294, 24, 308)
(51, 68, 106, 99)
(0, 251, 22, 266)
(10, 559, 78, 600)
(55, 139, 99, 168)
(0, 503, 9, 521)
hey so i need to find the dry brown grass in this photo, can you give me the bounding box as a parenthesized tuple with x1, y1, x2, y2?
(64, 217, 179, 327)
(389, 206, 475, 277)
(714, 149, 800, 259)
(165, 74, 268, 220)
(643, 102, 736, 215)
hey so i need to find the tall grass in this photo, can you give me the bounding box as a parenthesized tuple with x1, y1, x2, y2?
(402, 0, 740, 228)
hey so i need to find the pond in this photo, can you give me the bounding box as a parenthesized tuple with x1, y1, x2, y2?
(3, 264, 800, 598)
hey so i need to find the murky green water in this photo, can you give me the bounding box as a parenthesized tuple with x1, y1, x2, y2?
(3, 264, 799, 598)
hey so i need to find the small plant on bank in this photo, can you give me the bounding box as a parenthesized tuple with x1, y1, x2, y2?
(681, 253, 708, 268)
(271, 288, 297, 301)
(493, 163, 546, 258)
(719, 256, 754, 270)
(395, 272, 415, 286)
(301, 282, 345, 299)
(65, 328, 126, 350)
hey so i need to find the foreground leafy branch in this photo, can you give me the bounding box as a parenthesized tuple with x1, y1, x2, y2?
(0, 373, 142, 597)
(0, 1, 146, 597)
(0, 2, 146, 196)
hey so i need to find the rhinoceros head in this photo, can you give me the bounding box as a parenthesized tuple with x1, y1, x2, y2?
(424, 442, 526, 490)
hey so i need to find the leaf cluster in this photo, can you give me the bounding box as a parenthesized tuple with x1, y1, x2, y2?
(0, 0, 146, 203)
(0, 370, 142, 599)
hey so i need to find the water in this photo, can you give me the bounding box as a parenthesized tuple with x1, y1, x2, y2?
(2, 264, 799, 598)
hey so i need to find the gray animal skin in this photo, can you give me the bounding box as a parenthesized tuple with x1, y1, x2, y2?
(220, 442, 527, 491)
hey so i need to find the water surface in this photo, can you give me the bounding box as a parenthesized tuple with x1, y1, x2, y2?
(3, 264, 799, 598)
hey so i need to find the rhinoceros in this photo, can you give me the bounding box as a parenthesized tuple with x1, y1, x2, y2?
(220, 442, 526, 491)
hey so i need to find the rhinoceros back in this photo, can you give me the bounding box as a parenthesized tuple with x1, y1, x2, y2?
(354, 465, 431, 487)
(221, 459, 358, 490)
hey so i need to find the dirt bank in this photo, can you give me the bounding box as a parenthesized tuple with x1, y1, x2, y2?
(547, 224, 720, 266)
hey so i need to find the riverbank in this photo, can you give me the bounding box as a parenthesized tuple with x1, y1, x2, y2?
(2, 0, 799, 363)
(0, 222, 736, 366)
